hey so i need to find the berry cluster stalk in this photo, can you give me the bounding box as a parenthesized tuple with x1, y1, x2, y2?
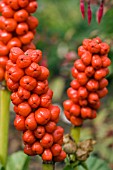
(71, 126, 81, 170)
(0, 84, 10, 167)
(42, 162, 55, 170)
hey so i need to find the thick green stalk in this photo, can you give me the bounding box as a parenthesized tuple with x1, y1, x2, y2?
(70, 126, 81, 170)
(0, 87, 10, 167)
(42, 162, 55, 170)
(70, 126, 81, 143)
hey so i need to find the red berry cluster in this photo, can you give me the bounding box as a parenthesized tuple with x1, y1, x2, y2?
(63, 37, 111, 126)
(0, 0, 38, 81)
(6, 47, 66, 162)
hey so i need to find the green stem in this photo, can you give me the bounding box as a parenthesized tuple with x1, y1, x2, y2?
(42, 162, 55, 170)
(70, 126, 81, 143)
(0, 87, 10, 167)
(70, 126, 81, 170)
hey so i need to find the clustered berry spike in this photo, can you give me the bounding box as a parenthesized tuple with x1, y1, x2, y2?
(6, 47, 66, 162)
(0, 0, 38, 82)
(80, 0, 104, 24)
(63, 37, 111, 126)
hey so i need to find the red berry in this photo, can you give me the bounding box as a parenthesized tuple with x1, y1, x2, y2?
(28, 94, 40, 108)
(34, 126, 45, 139)
(78, 87, 88, 99)
(37, 66, 49, 81)
(40, 94, 51, 108)
(91, 55, 102, 70)
(81, 107, 92, 119)
(49, 105, 60, 121)
(20, 76, 37, 91)
(71, 67, 78, 79)
(101, 56, 111, 68)
(85, 66, 95, 77)
(40, 133, 53, 149)
(45, 121, 56, 133)
(100, 42, 110, 55)
(97, 87, 108, 98)
(11, 92, 23, 105)
(16, 54, 31, 68)
(17, 86, 31, 100)
(24, 144, 36, 156)
(52, 126, 64, 143)
(53, 150, 66, 162)
(63, 100, 73, 111)
(79, 99, 88, 107)
(77, 72, 88, 86)
(51, 144, 62, 156)
(35, 108, 51, 125)
(33, 80, 48, 95)
(78, 45, 86, 57)
(32, 142, 43, 155)
(99, 78, 108, 89)
(94, 69, 106, 80)
(7, 78, 19, 91)
(70, 104, 81, 117)
(14, 114, 26, 131)
(74, 59, 86, 72)
(7, 66, 24, 82)
(22, 130, 36, 144)
(25, 113, 37, 130)
(18, 102, 31, 117)
(25, 62, 41, 77)
(86, 79, 99, 91)
(70, 116, 83, 126)
(42, 149, 52, 162)
(25, 49, 42, 62)
(25, 1, 38, 13)
(70, 79, 80, 90)
(82, 39, 91, 50)
(81, 51, 92, 66)
(88, 93, 99, 105)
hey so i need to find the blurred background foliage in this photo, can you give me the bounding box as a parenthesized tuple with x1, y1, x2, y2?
(9, 0, 113, 170)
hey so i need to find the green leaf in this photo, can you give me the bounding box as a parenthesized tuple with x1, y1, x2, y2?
(79, 156, 111, 170)
(6, 151, 30, 170)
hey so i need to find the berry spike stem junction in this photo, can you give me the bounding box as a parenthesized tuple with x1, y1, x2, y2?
(42, 162, 55, 170)
(70, 126, 81, 143)
(70, 126, 81, 170)
(0, 83, 10, 167)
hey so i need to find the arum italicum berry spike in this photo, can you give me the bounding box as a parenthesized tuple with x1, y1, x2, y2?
(87, 0, 92, 25)
(6, 47, 66, 164)
(97, 0, 104, 24)
(63, 37, 111, 127)
(80, 0, 85, 19)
